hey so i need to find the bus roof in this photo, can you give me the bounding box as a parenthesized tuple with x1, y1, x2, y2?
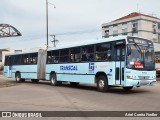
(5, 50, 39, 56)
(48, 35, 128, 51)
(6, 35, 152, 56)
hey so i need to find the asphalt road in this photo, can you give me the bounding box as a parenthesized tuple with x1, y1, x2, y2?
(0, 75, 160, 120)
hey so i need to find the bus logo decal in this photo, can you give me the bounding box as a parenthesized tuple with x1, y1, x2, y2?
(89, 63, 94, 71)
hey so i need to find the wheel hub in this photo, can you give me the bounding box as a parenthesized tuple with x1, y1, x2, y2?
(99, 80, 105, 88)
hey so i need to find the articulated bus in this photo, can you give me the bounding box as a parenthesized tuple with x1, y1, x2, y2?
(3, 36, 156, 92)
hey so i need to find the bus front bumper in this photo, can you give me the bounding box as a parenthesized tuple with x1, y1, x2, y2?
(125, 79, 157, 87)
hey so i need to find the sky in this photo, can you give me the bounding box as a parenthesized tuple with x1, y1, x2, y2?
(0, 0, 160, 50)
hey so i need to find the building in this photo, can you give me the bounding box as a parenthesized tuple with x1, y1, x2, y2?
(0, 48, 14, 70)
(102, 12, 160, 42)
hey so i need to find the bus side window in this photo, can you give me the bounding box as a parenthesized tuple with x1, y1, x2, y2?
(59, 49, 69, 63)
(122, 48, 125, 61)
(28, 54, 33, 64)
(15, 55, 22, 65)
(95, 43, 111, 61)
(13, 55, 16, 65)
(82, 45, 94, 61)
(23, 54, 29, 64)
(47, 51, 52, 63)
(30, 53, 37, 64)
(70, 47, 81, 62)
(8, 56, 12, 66)
(52, 50, 59, 63)
(33, 53, 38, 64)
(4, 56, 9, 66)
(116, 49, 121, 61)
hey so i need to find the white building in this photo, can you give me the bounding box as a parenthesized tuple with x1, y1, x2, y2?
(102, 12, 160, 42)
(0, 48, 14, 70)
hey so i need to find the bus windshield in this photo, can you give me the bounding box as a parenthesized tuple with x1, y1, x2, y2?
(127, 37, 155, 70)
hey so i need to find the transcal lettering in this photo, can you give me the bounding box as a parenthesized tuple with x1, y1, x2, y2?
(60, 65, 78, 71)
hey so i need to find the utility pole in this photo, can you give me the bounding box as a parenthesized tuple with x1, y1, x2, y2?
(50, 35, 59, 47)
(46, 0, 56, 49)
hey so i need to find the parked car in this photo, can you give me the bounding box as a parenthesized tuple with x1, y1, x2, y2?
(156, 68, 160, 77)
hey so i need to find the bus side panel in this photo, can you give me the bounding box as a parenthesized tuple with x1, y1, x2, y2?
(46, 63, 95, 83)
(46, 62, 114, 84)
(57, 74, 95, 84)
(11, 65, 38, 79)
(3, 66, 9, 77)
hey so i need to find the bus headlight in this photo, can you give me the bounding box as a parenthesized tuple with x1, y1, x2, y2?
(127, 75, 132, 79)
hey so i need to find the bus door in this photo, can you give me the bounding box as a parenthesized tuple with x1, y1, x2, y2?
(115, 44, 125, 85)
(8, 56, 12, 78)
(37, 50, 47, 80)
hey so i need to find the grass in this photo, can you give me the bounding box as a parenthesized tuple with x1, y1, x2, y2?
(0, 82, 16, 88)
(0, 71, 3, 75)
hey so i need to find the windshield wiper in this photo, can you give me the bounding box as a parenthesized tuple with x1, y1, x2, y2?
(134, 43, 141, 53)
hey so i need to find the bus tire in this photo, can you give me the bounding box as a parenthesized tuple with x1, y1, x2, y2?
(70, 82, 79, 86)
(15, 73, 22, 83)
(50, 74, 62, 86)
(97, 75, 109, 92)
(123, 86, 133, 91)
(31, 79, 39, 83)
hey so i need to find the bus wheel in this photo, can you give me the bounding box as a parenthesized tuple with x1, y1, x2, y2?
(123, 86, 133, 91)
(31, 79, 39, 83)
(15, 73, 22, 83)
(97, 75, 109, 92)
(50, 74, 62, 86)
(70, 82, 79, 86)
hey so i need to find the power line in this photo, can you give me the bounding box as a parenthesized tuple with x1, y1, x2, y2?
(3, 29, 101, 40)
(53, 29, 101, 36)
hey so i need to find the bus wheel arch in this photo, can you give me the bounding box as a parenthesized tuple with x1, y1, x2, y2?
(95, 72, 108, 83)
(95, 72, 109, 92)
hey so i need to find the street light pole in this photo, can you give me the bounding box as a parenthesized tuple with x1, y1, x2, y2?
(46, 0, 49, 49)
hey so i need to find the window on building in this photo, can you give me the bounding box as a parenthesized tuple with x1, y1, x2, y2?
(122, 28, 128, 35)
(0, 53, 2, 62)
(132, 22, 138, 33)
(102, 26, 109, 29)
(158, 34, 160, 43)
(158, 23, 160, 30)
(122, 22, 127, 25)
(113, 30, 118, 36)
(113, 24, 118, 27)
(105, 30, 109, 37)
(153, 23, 156, 34)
